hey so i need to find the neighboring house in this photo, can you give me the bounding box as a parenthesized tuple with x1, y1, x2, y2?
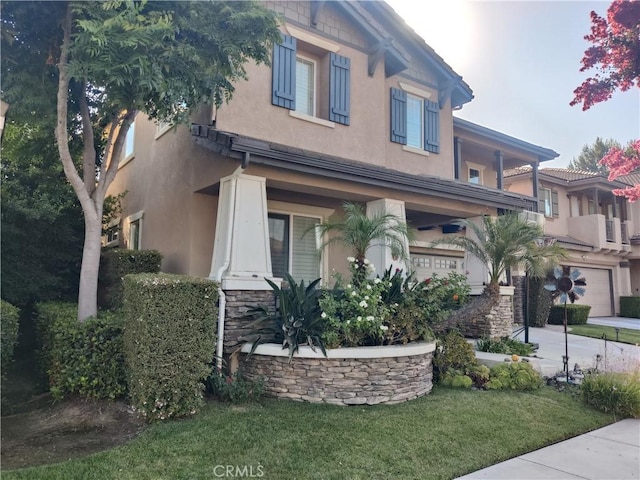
(504, 167, 639, 316)
(105, 1, 562, 342)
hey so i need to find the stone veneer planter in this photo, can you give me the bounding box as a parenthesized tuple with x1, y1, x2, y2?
(239, 341, 436, 406)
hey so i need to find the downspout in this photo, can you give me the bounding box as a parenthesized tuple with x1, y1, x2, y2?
(214, 161, 247, 370)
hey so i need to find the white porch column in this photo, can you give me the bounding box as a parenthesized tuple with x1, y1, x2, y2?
(365, 198, 410, 278)
(209, 171, 277, 290)
(464, 215, 490, 294)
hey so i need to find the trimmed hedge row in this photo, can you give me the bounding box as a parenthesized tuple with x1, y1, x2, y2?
(123, 274, 218, 421)
(620, 297, 640, 318)
(35, 302, 126, 399)
(1, 300, 20, 377)
(548, 304, 591, 325)
(99, 249, 162, 310)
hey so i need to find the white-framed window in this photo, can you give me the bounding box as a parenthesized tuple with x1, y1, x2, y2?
(434, 257, 458, 270)
(268, 212, 321, 284)
(406, 94, 424, 149)
(125, 210, 143, 250)
(155, 120, 172, 139)
(537, 187, 559, 218)
(469, 168, 481, 184)
(123, 121, 135, 160)
(541, 188, 553, 218)
(295, 56, 316, 117)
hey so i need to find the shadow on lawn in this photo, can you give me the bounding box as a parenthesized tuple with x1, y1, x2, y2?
(1, 314, 144, 471)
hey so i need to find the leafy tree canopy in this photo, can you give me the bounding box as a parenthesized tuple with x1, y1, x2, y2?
(568, 137, 621, 174)
(1, 1, 281, 320)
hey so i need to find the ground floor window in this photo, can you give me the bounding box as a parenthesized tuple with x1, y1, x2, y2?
(268, 213, 320, 283)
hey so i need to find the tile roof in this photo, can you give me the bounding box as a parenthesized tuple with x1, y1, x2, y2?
(504, 166, 639, 186)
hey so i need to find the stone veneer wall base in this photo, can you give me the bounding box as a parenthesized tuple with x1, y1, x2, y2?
(240, 342, 436, 406)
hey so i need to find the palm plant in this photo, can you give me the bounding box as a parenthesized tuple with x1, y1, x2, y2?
(314, 202, 412, 284)
(431, 212, 566, 332)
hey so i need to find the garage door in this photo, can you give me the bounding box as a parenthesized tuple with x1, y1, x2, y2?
(576, 267, 613, 317)
(410, 253, 464, 282)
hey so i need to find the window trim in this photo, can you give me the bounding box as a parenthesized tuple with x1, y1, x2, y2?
(119, 121, 136, 168)
(154, 120, 173, 140)
(125, 210, 144, 250)
(465, 161, 486, 185)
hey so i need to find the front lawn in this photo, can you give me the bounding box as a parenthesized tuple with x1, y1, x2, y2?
(569, 324, 640, 345)
(4, 387, 614, 480)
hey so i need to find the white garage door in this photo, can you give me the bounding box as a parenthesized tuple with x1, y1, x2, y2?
(410, 253, 464, 282)
(576, 267, 613, 317)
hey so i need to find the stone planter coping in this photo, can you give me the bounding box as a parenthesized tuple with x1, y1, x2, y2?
(241, 341, 436, 359)
(470, 285, 516, 296)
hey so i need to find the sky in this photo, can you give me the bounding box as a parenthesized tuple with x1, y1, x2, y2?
(385, 0, 640, 168)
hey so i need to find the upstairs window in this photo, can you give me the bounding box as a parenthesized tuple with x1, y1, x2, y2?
(469, 168, 481, 184)
(124, 121, 135, 159)
(272, 34, 350, 126)
(538, 187, 559, 218)
(295, 57, 316, 116)
(390, 87, 440, 153)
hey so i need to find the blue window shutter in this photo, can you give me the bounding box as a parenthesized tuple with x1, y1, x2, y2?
(329, 53, 350, 125)
(390, 87, 407, 144)
(425, 100, 440, 153)
(272, 34, 296, 110)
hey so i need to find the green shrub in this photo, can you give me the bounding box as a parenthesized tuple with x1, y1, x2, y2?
(35, 302, 126, 399)
(1, 300, 20, 377)
(98, 249, 162, 310)
(476, 336, 535, 356)
(486, 361, 543, 391)
(123, 273, 218, 421)
(527, 275, 554, 327)
(548, 304, 591, 325)
(581, 371, 640, 418)
(620, 297, 640, 318)
(433, 331, 477, 383)
(249, 275, 326, 357)
(441, 371, 473, 388)
(207, 369, 265, 403)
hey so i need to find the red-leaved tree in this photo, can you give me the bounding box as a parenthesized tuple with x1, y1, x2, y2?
(571, 0, 640, 201)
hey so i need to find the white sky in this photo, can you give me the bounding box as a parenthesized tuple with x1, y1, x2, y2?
(385, 0, 640, 168)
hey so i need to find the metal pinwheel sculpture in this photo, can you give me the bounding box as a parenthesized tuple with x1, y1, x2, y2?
(544, 266, 587, 303)
(544, 266, 587, 382)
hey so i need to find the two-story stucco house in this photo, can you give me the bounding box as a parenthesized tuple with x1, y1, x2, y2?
(504, 167, 639, 316)
(106, 1, 568, 349)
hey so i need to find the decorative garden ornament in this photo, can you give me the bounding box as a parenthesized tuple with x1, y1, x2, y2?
(544, 266, 587, 382)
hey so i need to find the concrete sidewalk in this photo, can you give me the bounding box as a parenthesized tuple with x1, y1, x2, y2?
(462, 319, 640, 480)
(512, 325, 640, 377)
(457, 419, 640, 479)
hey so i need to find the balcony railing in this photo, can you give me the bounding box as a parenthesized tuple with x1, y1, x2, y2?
(621, 222, 630, 244)
(605, 219, 615, 242)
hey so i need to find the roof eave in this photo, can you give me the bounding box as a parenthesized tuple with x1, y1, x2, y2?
(453, 117, 559, 161)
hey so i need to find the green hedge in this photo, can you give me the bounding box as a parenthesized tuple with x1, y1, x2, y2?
(548, 304, 591, 325)
(1, 300, 20, 377)
(35, 302, 126, 399)
(98, 249, 162, 310)
(620, 297, 640, 318)
(527, 276, 554, 327)
(123, 274, 218, 421)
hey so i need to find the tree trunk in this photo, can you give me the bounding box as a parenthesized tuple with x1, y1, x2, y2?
(433, 282, 501, 335)
(77, 207, 103, 321)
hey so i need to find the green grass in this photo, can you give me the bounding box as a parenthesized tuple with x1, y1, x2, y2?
(3, 387, 614, 480)
(569, 324, 640, 345)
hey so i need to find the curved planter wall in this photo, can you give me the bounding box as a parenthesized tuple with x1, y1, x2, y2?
(239, 341, 436, 406)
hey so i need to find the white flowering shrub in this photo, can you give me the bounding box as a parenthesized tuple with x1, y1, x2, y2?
(319, 269, 391, 347)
